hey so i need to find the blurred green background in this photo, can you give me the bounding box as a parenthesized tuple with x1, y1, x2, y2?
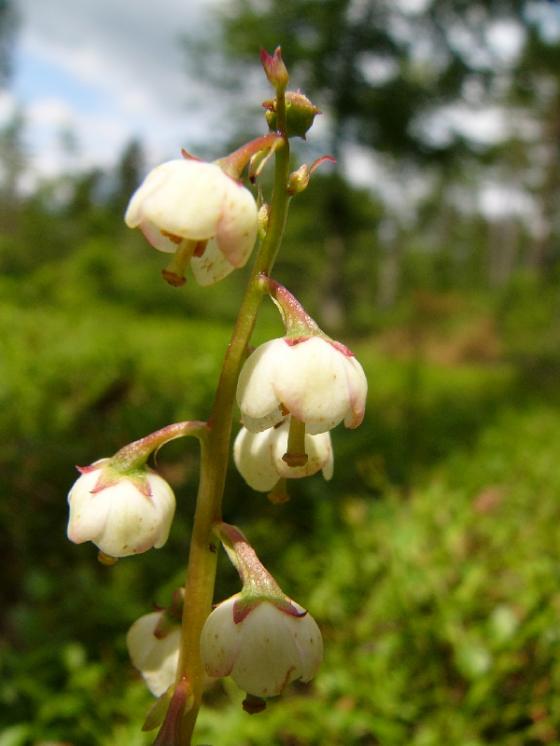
(2, 1, 560, 744)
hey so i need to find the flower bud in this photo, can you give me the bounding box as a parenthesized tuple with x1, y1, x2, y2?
(234, 418, 333, 491)
(200, 595, 323, 698)
(67, 459, 175, 558)
(287, 164, 310, 196)
(263, 91, 320, 139)
(127, 611, 181, 697)
(237, 336, 367, 434)
(260, 47, 289, 92)
(125, 159, 258, 286)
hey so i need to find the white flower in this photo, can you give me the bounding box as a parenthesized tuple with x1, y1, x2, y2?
(236, 336, 367, 434)
(125, 159, 258, 285)
(67, 460, 175, 558)
(200, 595, 323, 698)
(126, 611, 180, 697)
(234, 418, 333, 491)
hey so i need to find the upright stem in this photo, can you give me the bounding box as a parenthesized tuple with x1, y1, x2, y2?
(172, 98, 290, 745)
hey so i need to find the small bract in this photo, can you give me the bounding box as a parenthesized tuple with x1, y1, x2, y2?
(67, 459, 175, 558)
(237, 336, 367, 434)
(200, 595, 323, 698)
(125, 159, 258, 285)
(127, 611, 181, 697)
(234, 418, 333, 491)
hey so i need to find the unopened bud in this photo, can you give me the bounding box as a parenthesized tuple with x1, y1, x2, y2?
(287, 164, 310, 195)
(260, 47, 289, 92)
(257, 203, 270, 239)
(264, 91, 321, 139)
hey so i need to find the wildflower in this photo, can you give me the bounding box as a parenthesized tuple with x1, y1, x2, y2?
(200, 594, 322, 698)
(237, 335, 367, 434)
(234, 418, 333, 491)
(67, 459, 175, 558)
(125, 159, 258, 285)
(127, 611, 180, 697)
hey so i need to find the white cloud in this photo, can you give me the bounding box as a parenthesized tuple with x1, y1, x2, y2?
(0, 89, 17, 121)
(28, 97, 74, 125)
(13, 0, 230, 183)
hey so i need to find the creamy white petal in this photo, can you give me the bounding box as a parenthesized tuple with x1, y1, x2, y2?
(237, 335, 367, 435)
(233, 427, 279, 491)
(126, 160, 226, 240)
(127, 612, 181, 697)
(215, 177, 259, 267)
(200, 596, 241, 678)
(190, 238, 235, 286)
(274, 338, 351, 433)
(237, 340, 286, 431)
(232, 603, 302, 697)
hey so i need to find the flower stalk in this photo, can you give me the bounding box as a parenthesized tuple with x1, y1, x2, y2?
(172, 88, 291, 745)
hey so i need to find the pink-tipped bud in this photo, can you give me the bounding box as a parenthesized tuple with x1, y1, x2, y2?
(260, 47, 289, 91)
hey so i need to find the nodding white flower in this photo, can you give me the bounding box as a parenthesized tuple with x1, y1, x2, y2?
(126, 611, 180, 697)
(200, 595, 323, 698)
(67, 460, 175, 558)
(236, 336, 367, 434)
(234, 418, 333, 491)
(125, 159, 258, 286)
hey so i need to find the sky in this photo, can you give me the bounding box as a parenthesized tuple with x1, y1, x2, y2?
(6, 0, 228, 183)
(3, 0, 560, 216)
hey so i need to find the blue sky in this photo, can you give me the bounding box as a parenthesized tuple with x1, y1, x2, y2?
(4, 0, 560, 217)
(5, 0, 231, 185)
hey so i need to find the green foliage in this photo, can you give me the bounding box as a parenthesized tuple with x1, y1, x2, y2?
(2, 246, 560, 743)
(192, 404, 560, 745)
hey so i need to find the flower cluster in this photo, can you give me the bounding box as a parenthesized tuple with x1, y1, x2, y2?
(65, 48, 369, 741)
(234, 280, 367, 494)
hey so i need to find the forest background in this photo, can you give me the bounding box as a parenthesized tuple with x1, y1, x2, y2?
(2, 1, 560, 744)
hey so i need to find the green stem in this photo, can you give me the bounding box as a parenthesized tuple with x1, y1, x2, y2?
(172, 100, 291, 744)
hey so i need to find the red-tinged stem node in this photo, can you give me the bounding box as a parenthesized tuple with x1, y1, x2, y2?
(215, 133, 284, 180)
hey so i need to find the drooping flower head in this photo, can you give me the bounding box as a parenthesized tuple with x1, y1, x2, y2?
(200, 523, 323, 698)
(127, 611, 181, 697)
(201, 594, 323, 698)
(237, 277, 367, 437)
(125, 159, 258, 286)
(234, 418, 333, 492)
(67, 459, 175, 558)
(237, 335, 367, 435)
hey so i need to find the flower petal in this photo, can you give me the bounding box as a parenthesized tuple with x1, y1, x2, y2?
(237, 340, 285, 432)
(215, 178, 258, 267)
(190, 238, 235, 286)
